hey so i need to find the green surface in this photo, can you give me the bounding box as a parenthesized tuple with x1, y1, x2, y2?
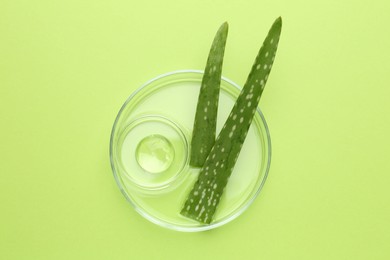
(1, 0, 390, 259)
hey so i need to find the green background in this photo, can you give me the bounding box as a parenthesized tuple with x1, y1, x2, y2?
(1, 0, 389, 259)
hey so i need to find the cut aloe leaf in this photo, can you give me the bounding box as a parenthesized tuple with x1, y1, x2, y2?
(190, 22, 229, 167)
(181, 17, 282, 224)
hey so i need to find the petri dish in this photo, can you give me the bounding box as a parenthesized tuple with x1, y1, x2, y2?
(109, 70, 271, 232)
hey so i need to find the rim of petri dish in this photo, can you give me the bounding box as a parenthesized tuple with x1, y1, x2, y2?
(109, 70, 271, 232)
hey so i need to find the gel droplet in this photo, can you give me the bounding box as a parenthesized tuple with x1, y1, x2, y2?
(135, 134, 175, 174)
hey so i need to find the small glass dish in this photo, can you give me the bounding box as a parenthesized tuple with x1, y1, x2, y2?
(110, 70, 271, 232)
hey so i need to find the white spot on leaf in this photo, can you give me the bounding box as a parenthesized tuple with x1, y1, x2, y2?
(260, 80, 264, 86)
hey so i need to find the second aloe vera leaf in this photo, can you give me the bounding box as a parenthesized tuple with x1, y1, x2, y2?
(181, 17, 282, 224)
(190, 22, 229, 167)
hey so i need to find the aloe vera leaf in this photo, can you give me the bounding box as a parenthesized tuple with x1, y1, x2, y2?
(190, 22, 229, 167)
(181, 17, 282, 224)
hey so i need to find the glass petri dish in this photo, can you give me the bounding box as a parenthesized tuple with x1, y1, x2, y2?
(110, 70, 271, 232)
